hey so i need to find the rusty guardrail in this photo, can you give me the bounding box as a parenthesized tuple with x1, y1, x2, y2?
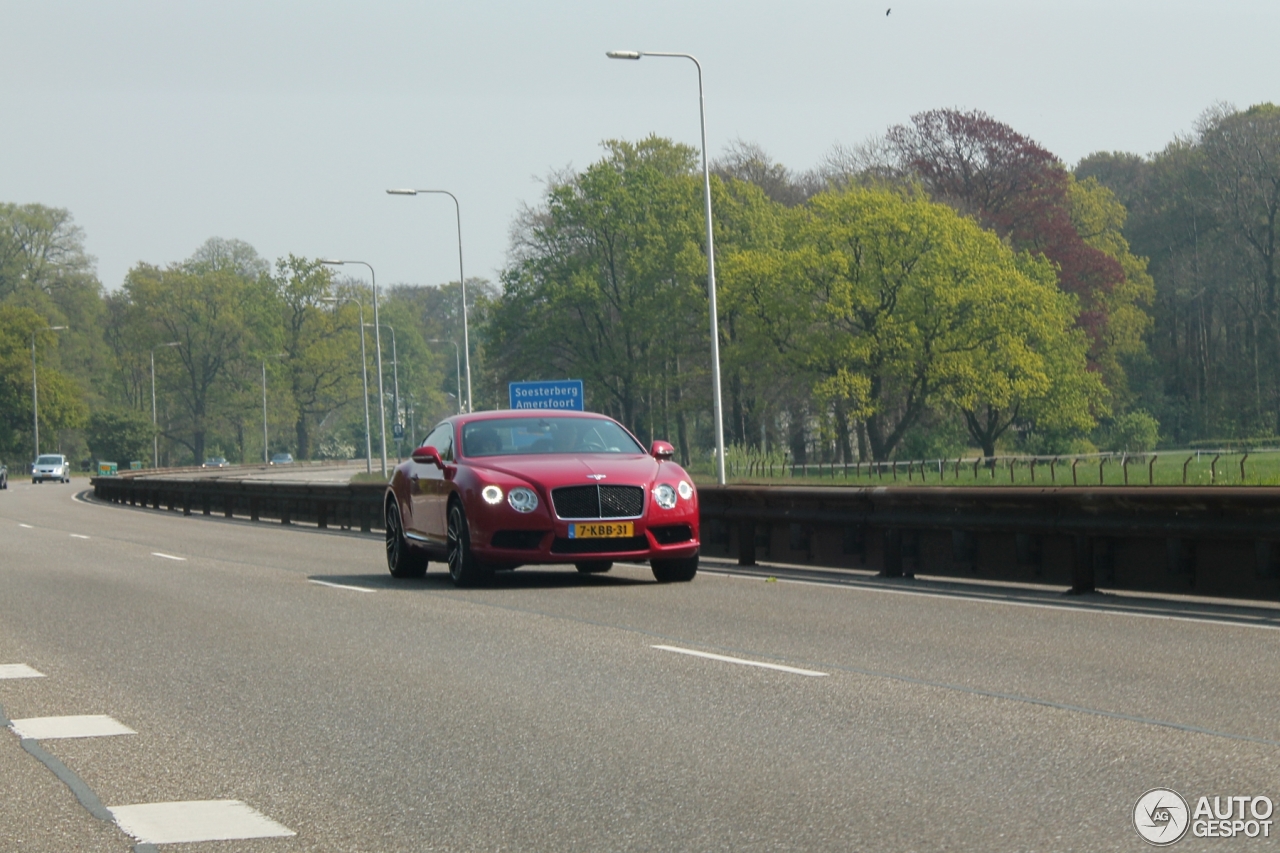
(92, 473, 386, 533)
(92, 474, 1280, 602)
(699, 486, 1280, 601)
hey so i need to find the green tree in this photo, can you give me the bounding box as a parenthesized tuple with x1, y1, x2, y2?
(492, 137, 711, 453)
(0, 202, 108, 420)
(86, 408, 153, 466)
(119, 240, 277, 463)
(0, 305, 87, 460)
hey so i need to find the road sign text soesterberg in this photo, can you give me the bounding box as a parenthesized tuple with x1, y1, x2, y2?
(509, 380, 584, 411)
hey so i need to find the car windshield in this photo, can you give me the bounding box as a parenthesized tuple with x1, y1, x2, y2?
(462, 417, 643, 457)
(36, 455, 62, 465)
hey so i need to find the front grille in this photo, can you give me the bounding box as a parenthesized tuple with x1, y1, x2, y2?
(551, 536, 649, 554)
(491, 530, 548, 550)
(650, 524, 693, 545)
(552, 485, 644, 519)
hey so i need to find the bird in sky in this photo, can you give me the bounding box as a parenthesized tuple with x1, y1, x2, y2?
(886, 8, 891, 14)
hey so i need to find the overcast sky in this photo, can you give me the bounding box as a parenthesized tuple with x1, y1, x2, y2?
(3, 1, 1277, 292)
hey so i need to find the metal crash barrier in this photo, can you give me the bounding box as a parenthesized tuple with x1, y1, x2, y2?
(699, 485, 1280, 600)
(92, 473, 385, 534)
(91, 475, 1280, 601)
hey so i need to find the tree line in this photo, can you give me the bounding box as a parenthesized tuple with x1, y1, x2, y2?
(0, 215, 480, 468)
(3, 100, 1276, 469)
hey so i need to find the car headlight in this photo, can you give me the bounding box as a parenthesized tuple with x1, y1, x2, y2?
(507, 487, 538, 513)
(481, 485, 503, 505)
(654, 483, 677, 510)
(677, 481, 694, 500)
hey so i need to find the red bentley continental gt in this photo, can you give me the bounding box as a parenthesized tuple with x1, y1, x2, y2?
(384, 410, 700, 586)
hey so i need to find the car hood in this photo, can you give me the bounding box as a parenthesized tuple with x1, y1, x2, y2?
(468, 454, 669, 489)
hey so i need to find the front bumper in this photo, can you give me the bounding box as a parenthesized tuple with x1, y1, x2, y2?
(472, 517, 699, 564)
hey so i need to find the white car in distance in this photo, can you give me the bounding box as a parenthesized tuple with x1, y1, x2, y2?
(32, 454, 70, 484)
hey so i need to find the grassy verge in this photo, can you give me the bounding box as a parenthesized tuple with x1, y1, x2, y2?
(689, 450, 1280, 487)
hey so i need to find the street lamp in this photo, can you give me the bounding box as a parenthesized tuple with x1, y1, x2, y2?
(607, 49, 727, 484)
(385, 188, 473, 413)
(261, 354, 286, 464)
(320, 295, 373, 474)
(151, 341, 180, 467)
(31, 325, 68, 460)
(366, 323, 400, 459)
(428, 339, 462, 415)
(320, 259, 387, 476)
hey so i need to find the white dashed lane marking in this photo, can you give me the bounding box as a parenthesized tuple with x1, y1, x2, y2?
(309, 579, 376, 593)
(10, 715, 136, 740)
(150, 552, 186, 561)
(652, 644, 829, 677)
(69, 533, 90, 539)
(18, 523, 32, 529)
(0, 664, 45, 679)
(109, 800, 296, 844)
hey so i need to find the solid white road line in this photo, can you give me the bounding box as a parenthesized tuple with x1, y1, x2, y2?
(150, 552, 186, 561)
(652, 644, 829, 677)
(308, 579, 376, 593)
(702, 567, 1280, 634)
(109, 800, 296, 844)
(0, 664, 45, 679)
(10, 714, 136, 740)
(69, 533, 90, 539)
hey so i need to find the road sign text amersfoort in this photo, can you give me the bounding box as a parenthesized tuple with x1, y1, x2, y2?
(508, 380, 584, 411)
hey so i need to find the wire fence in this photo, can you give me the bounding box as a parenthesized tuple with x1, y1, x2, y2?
(715, 447, 1280, 487)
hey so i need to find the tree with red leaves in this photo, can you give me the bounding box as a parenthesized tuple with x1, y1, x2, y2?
(887, 109, 1125, 353)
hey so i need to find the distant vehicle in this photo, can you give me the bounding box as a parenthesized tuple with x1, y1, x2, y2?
(269, 453, 294, 465)
(0, 462, 7, 490)
(385, 410, 700, 586)
(32, 454, 70, 484)
(203, 457, 229, 468)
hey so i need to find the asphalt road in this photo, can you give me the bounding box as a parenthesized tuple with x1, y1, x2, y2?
(3, 480, 1279, 851)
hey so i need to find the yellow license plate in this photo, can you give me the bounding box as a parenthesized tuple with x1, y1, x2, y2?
(570, 522, 634, 539)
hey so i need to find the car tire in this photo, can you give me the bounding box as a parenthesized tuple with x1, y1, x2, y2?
(385, 499, 427, 579)
(651, 554, 698, 583)
(447, 501, 491, 587)
(575, 561, 613, 574)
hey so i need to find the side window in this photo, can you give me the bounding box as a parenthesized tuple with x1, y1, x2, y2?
(422, 423, 455, 462)
(438, 425, 455, 462)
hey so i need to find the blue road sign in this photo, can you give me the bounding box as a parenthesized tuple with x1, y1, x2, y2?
(509, 379, 584, 411)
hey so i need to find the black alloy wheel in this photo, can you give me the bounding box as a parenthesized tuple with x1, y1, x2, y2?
(651, 554, 698, 583)
(575, 561, 613, 574)
(385, 499, 427, 578)
(447, 501, 491, 587)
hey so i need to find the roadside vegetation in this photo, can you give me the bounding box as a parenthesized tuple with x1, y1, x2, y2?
(4, 102, 1280, 484)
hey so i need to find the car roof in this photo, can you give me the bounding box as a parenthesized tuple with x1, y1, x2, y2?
(445, 409, 615, 426)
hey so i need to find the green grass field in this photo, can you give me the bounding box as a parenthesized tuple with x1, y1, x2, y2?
(689, 449, 1280, 488)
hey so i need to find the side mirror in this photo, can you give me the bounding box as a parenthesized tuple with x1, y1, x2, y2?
(650, 440, 675, 461)
(411, 445, 444, 468)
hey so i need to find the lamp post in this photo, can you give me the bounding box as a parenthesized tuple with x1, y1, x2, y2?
(320, 295, 373, 474)
(151, 341, 180, 467)
(261, 354, 286, 463)
(607, 49, 727, 484)
(385, 188, 473, 413)
(31, 325, 68, 460)
(320, 259, 387, 476)
(367, 323, 400, 459)
(428, 339, 462, 414)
